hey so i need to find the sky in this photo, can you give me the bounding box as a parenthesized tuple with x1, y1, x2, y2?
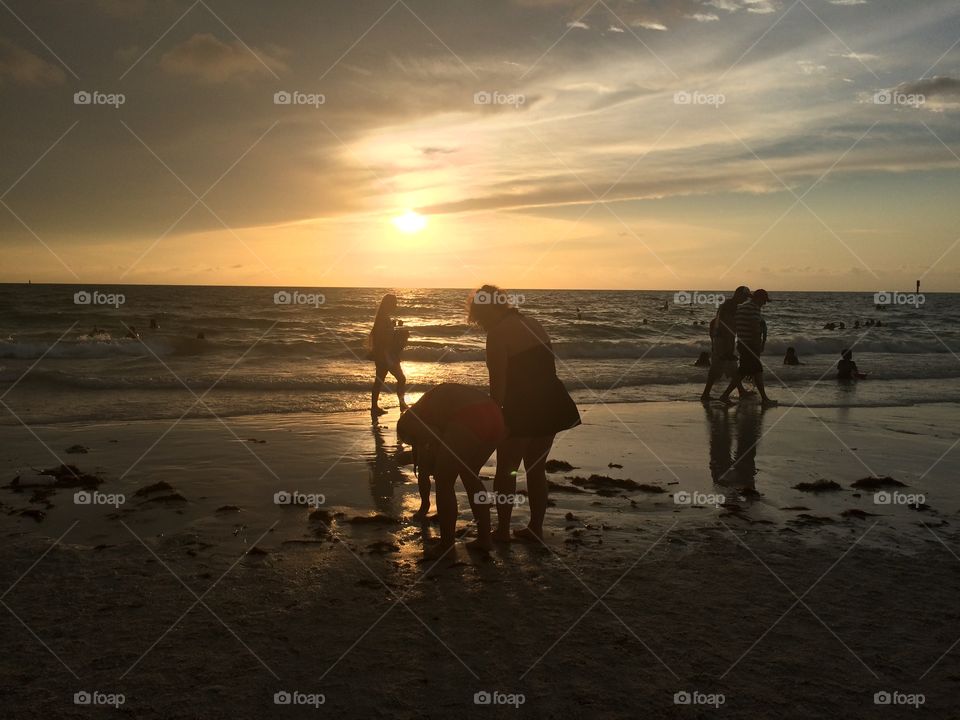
(0, 0, 958, 291)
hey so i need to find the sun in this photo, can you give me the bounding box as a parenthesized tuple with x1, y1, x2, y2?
(392, 210, 427, 234)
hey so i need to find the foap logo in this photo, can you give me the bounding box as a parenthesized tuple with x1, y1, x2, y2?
(273, 290, 326, 307)
(673, 690, 725, 708)
(873, 90, 925, 108)
(474, 491, 526, 507)
(473, 91, 526, 108)
(73, 289, 126, 308)
(873, 291, 925, 307)
(674, 490, 725, 507)
(74, 90, 125, 108)
(674, 90, 725, 108)
(273, 690, 325, 707)
(274, 490, 326, 508)
(674, 291, 724, 307)
(74, 690, 125, 708)
(474, 289, 525, 307)
(274, 90, 325, 108)
(74, 490, 125, 508)
(874, 491, 926, 507)
(473, 690, 526, 708)
(874, 690, 925, 708)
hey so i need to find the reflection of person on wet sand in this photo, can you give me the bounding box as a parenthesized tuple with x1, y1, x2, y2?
(366, 424, 405, 514)
(711, 404, 766, 492)
(468, 285, 581, 543)
(397, 383, 505, 559)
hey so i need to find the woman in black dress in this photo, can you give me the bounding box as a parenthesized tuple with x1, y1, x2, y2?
(468, 285, 580, 541)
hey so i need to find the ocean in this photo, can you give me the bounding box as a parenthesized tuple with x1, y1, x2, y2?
(1, 284, 958, 425)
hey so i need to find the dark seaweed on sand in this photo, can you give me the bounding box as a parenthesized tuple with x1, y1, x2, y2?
(568, 475, 666, 494)
(792, 479, 842, 492)
(850, 476, 906, 489)
(545, 459, 576, 473)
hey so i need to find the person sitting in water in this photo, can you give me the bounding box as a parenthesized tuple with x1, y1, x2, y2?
(854, 320, 860, 329)
(397, 383, 506, 559)
(695, 351, 711, 367)
(837, 349, 867, 380)
(823, 322, 837, 331)
(125, 325, 140, 340)
(876, 320, 883, 327)
(783, 347, 801, 365)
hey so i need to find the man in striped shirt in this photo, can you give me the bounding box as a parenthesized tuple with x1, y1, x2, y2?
(719, 289, 778, 407)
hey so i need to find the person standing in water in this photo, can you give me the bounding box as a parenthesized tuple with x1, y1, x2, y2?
(718, 289, 777, 407)
(369, 293, 408, 417)
(468, 285, 581, 542)
(701, 286, 753, 403)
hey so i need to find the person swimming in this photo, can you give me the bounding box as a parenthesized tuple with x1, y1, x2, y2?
(837, 349, 867, 380)
(783, 347, 801, 365)
(397, 383, 505, 558)
(695, 351, 711, 367)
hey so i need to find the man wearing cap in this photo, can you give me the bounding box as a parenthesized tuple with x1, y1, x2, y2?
(701, 286, 753, 402)
(719, 289, 778, 407)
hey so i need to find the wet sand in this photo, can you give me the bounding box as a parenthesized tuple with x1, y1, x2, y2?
(2, 401, 959, 718)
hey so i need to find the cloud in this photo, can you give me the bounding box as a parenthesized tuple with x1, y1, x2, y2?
(158, 33, 286, 83)
(567, 20, 589, 29)
(686, 13, 720, 22)
(706, 0, 778, 13)
(635, 20, 669, 30)
(828, 0, 868, 5)
(0, 38, 66, 87)
(897, 76, 960, 99)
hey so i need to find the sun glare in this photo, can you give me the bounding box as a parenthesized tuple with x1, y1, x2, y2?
(393, 210, 427, 234)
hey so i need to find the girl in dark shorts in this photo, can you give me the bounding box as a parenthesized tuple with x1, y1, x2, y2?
(397, 383, 506, 559)
(468, 285, 581, 542)
(369, 294, 408, 417)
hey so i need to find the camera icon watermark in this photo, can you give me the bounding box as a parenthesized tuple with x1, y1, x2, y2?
(274, 490, 326, 508)
(674, 490, 725, 507)
(273, 290, 326, 307)
(74, 90, 126, 108)
(474, 490, 526, 507)
(872, 90, 925, 108)
(273, 690, 325, 707)
(473, 290, 524, 307)
(74, 690, 125, 708)
(874, 690, 924, 707)
(673, 291, 724, 307)
(273, 90, 325, 108)
(673, 690, 725, 707)
(473, 90, 526, 108)
(873, 291, 924, 307)
(874, 491, 925, 507)
(73, 290, 125, 308)
(473, 690, 525, 707)
(673, 90, 725, 108)
(74, 490, 125, 508)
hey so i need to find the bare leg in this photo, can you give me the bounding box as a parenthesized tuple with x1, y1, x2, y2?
(390, 365, 407, 411)
(514, 435, 554, 541)
(412, 467, 430, 521)
(493, 438, 524, 541)
(461, 462, 493, 551)
(370, 366, 387, 415)
(755, 372, 777, 405)
(701, 362, 722, 401)
(425, 471, 457, 559)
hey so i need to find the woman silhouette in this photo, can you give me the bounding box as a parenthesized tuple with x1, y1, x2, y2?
(369, 294, 408, 417)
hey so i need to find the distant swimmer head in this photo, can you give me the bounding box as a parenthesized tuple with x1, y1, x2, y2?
(784, 347, 800, 365)
(468, 284, 515, 330)
(695, 351, 711, 367)
(841, 348, 853, 361)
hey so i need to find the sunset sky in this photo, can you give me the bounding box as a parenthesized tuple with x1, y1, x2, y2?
(1, 0, 958, 291)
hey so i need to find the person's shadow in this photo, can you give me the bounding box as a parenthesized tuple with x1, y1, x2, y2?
(706, 403, 767, 496)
